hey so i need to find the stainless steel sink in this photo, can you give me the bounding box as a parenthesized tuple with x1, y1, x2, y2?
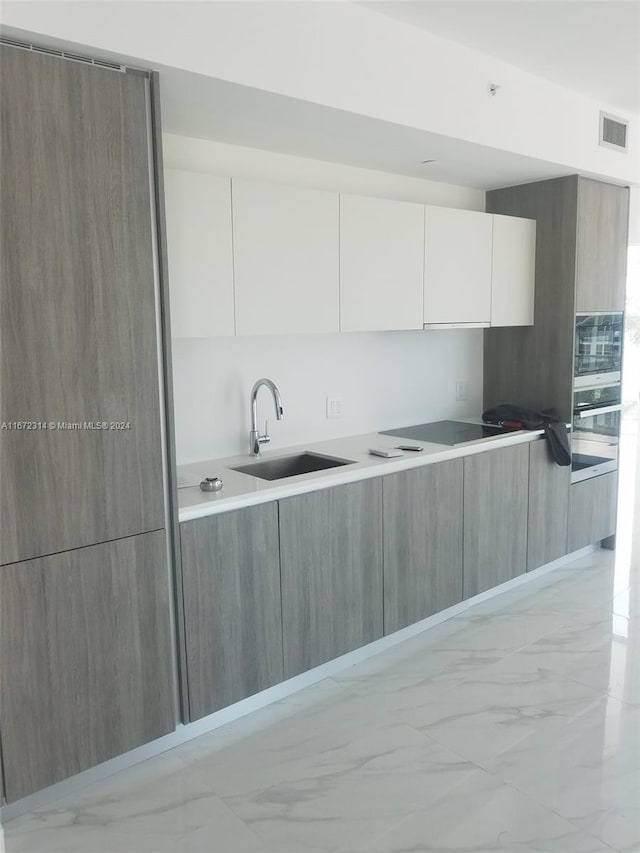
(232, 452, 354, 481)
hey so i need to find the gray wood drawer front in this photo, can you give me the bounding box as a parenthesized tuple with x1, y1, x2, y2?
(568, 473, 618, 552)
(279, 479, 383, 678)
(0, 531, 174, 802)
(180, 503, 284, 721)
(383, 459, 463, 634)
(527, 439, 570, 571)
(463, 443, 529, 598)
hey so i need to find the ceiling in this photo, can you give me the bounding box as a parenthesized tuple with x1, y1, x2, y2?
(363, 1, 640, 115)
(3, 3, 636, 190)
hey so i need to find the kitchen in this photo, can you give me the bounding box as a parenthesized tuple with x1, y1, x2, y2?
(1, 3, 639, 851)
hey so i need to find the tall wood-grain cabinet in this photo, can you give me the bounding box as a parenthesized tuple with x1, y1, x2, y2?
(0, 46, 175, 801)
(483, 175, 628, 553)
(484, 174, 629, 421)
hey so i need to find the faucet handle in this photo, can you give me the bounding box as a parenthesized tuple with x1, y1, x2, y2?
(259, 420, 271, 445)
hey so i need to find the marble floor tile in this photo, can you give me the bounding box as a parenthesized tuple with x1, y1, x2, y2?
(485, 694, 640, 852)
(410, 607, 576, 658)
(364, 767, 616, 853)
(491, 623, 640, 708)
(395, 656, 606, 765)
(169, 676, 354, 769)
(219, 728, 477, 853)
(3, 782, 270, 853)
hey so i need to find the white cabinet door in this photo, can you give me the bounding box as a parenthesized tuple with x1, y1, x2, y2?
(164, 169, 235, 338)
(232, 180, 339, 335)
(339, 194, 424, 331)
(491, 214, 536, 327)
(424, 206, 492, 326)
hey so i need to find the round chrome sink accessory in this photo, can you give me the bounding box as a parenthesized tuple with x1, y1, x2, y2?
(200, 477, 223, 492)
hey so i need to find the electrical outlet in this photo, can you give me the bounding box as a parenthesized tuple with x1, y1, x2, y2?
(456, 381, 469, 402)
(326, 396, 344, 419)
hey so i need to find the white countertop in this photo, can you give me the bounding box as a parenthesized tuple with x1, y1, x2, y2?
(177, 420, 547, 522)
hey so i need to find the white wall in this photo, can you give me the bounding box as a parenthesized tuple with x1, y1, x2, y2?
(165, 135, 484, 464)
(162, 135, 485, 209)
(3, 1, 638, 185)
(172, 331, 483, 464)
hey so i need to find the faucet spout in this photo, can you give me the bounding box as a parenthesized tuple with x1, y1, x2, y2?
(249, 378, 284, 456)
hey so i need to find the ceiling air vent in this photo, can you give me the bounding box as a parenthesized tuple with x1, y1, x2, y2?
(599, 111, 628, 152)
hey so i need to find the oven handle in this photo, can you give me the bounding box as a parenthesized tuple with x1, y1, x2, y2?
(575, 404, 623, 419)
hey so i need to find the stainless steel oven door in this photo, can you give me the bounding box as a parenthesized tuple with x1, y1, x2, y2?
(574, 312, 623, 383)
(571, 403, 621, 483)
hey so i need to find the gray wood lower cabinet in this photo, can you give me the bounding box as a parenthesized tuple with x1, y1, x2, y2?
(568, 473, 618, 552)
(180, 504, 283, 721)
(279, 479, 383, 678)
(383, 460, 463, 634)
(463, 444, 529, 597)
(527, 439, 570, 571)
(0, 531, 174, 803)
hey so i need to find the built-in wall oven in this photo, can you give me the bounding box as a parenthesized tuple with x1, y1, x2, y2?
(574, 312, 623, 389)
(571, 382, 621, 482)
(572, 312, 623, 483)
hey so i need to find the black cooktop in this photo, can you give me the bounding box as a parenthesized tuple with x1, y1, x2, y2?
(380, 420, 513, 446)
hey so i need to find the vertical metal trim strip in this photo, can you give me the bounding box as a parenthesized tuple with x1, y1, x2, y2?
(148, 71, 191, 723)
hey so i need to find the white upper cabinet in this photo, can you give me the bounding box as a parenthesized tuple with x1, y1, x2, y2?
(164, 169, 235, 338)
(232, 180, 340, 336)
(339, 194, 424, 331)
(424, 206, 493, 327)
(164, 170, 535, 337)
(491, 214, 536, 327)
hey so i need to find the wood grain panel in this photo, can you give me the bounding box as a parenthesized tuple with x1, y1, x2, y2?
(576, 178, 629, 313)
(463, 444, 529, 598)
(527, 439, 570, 571)
(279, 480, 383, 678)
(484, 176, 579, 423)
(0, 531, 175, 802)
(383, 459, 463, 634)
(0, 46, 164, 565)
(180, 504, 283, 721)
(568, 473, 618, 551)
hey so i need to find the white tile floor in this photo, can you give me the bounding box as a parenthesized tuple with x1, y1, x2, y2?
(3, 427, 639, 853)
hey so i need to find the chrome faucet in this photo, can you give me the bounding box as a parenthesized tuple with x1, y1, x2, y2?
(249, 378, 284, 456)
